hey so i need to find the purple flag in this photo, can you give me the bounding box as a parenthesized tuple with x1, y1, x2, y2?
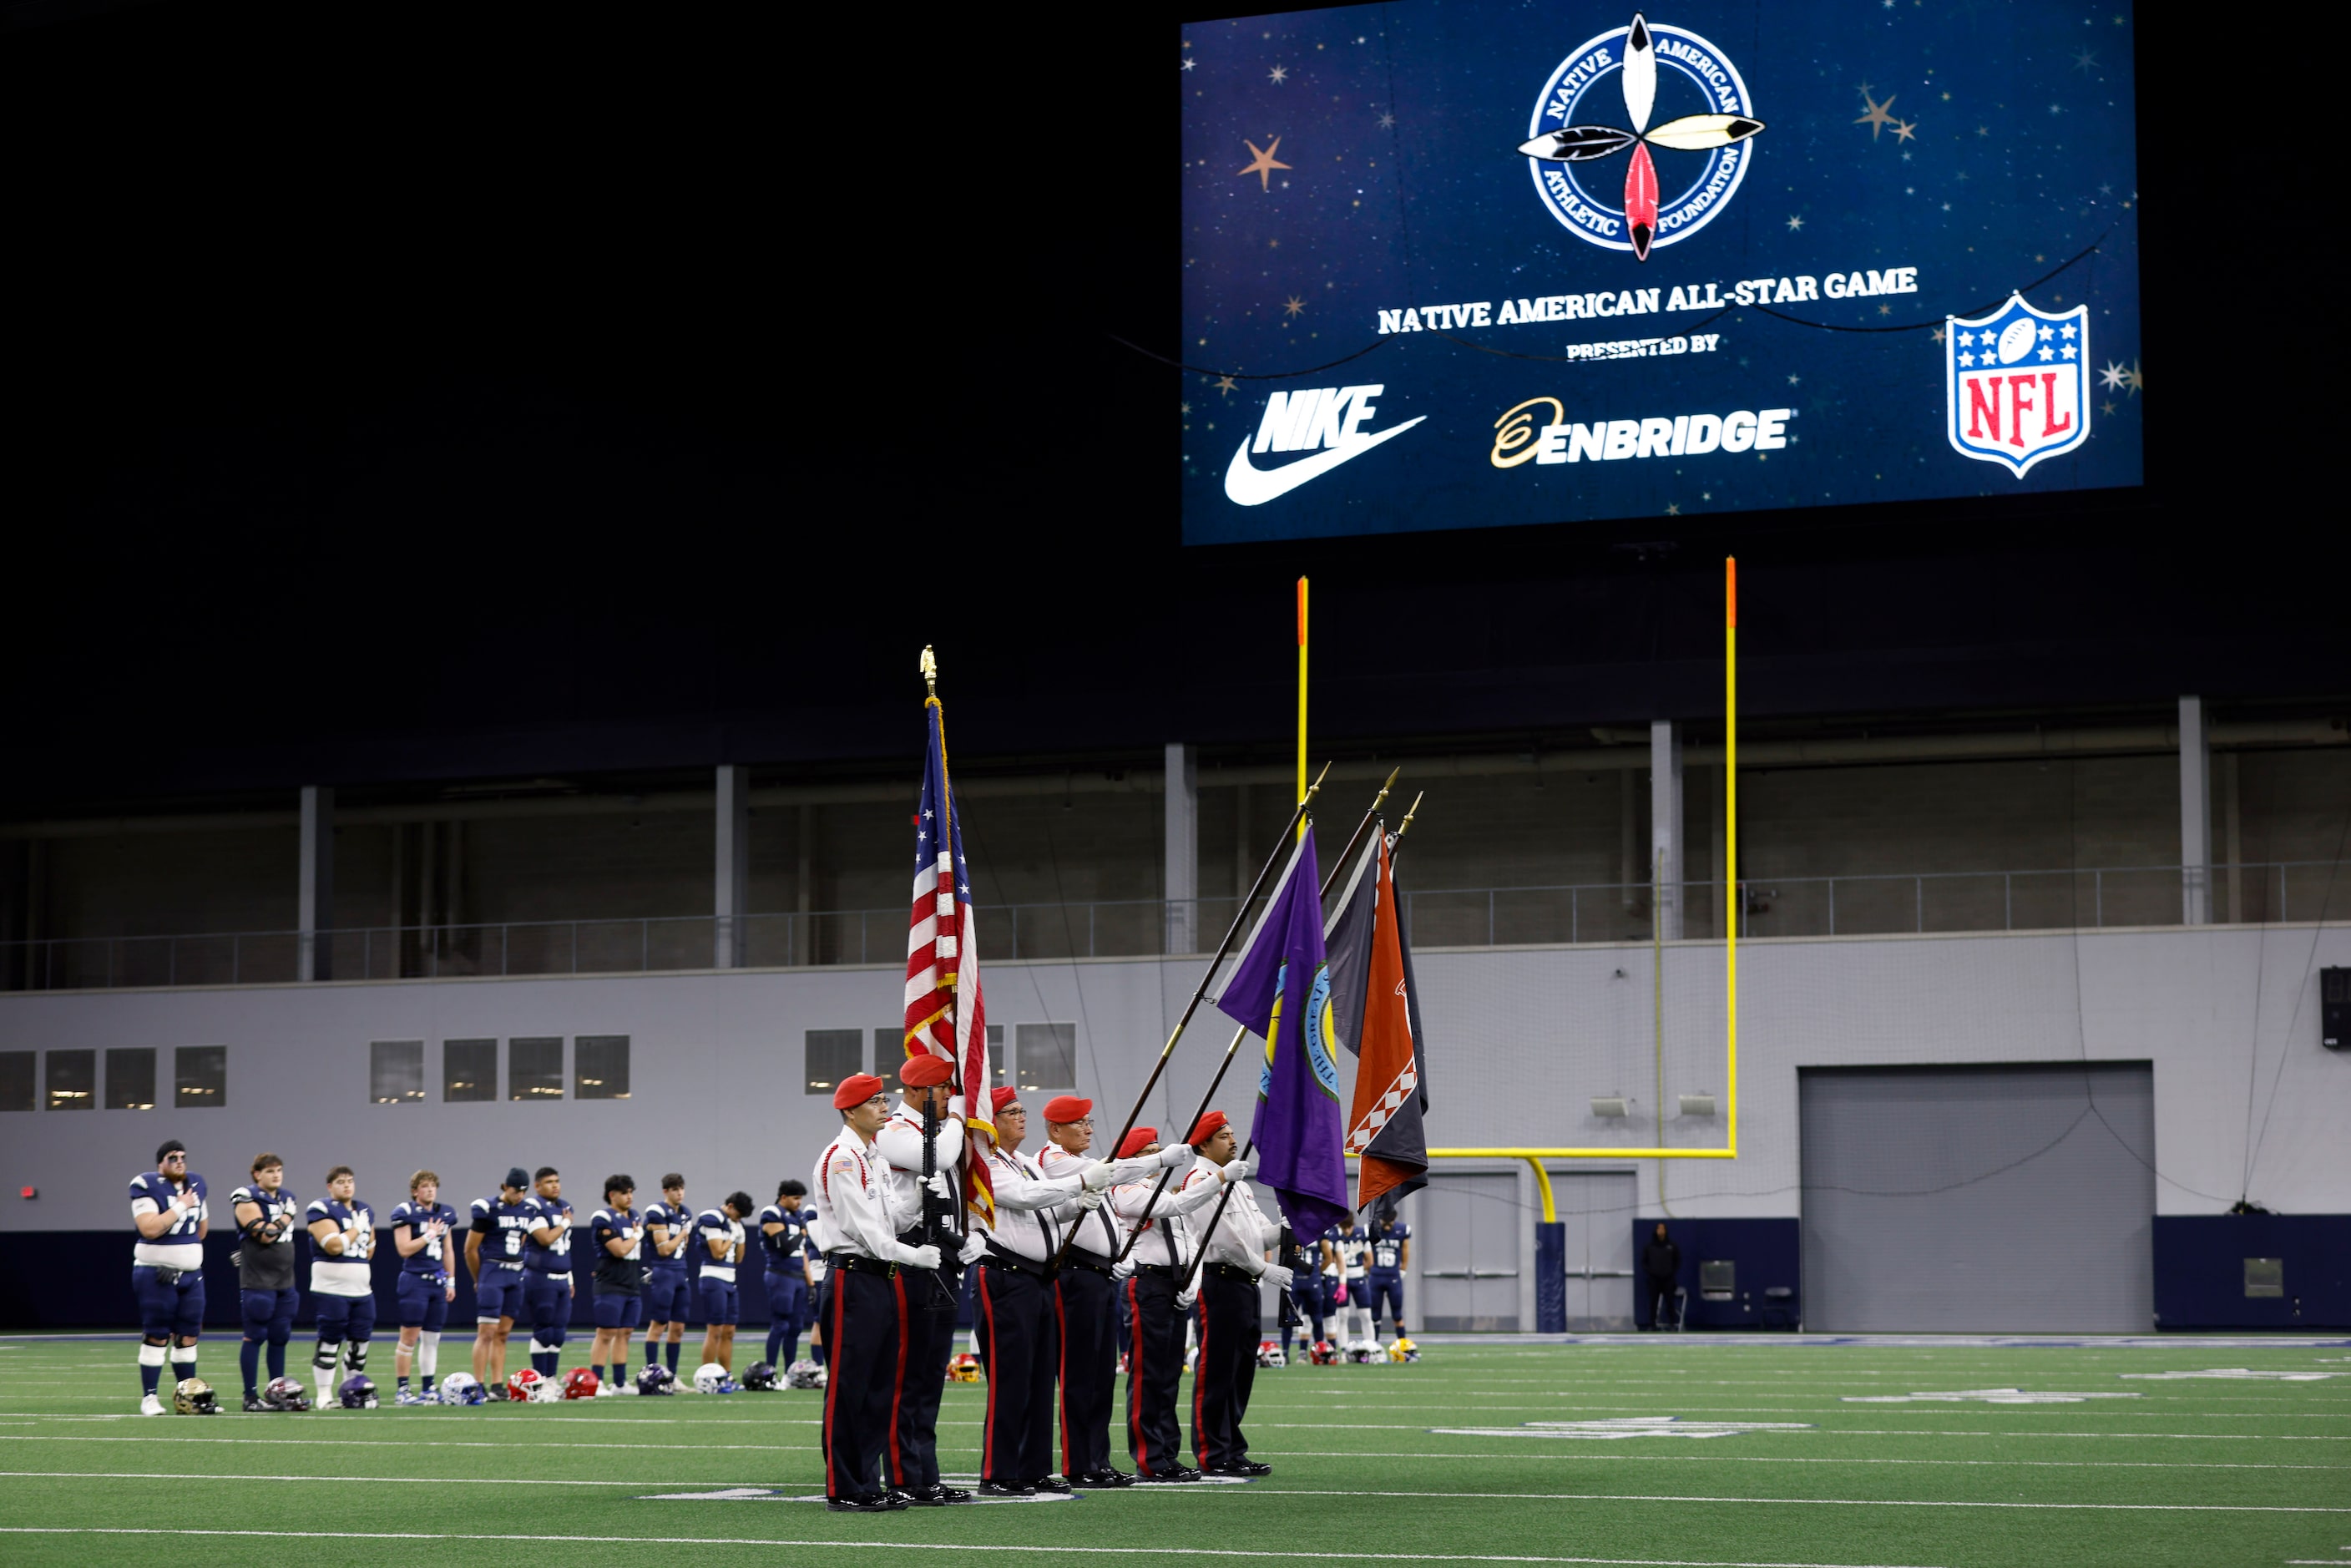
(1212, 834, 1351, 1242)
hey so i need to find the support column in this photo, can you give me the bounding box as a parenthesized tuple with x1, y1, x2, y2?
(2178, 696, 2211, 925)
(715, 764, 750, 968)
(1164, 743, 1199, 954)
(298, 787, 334, 982)
(794, 803, 814, 966)
(1650, 721, 1683, 940)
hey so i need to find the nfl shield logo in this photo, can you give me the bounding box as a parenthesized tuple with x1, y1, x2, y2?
(1945, 294, 2091, 478)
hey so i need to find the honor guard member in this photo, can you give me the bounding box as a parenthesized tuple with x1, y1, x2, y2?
(1109, 1125, 1240, 1479)
(521, 1167, 576, 1381)
(305, 1166, 379, 1409)
(872, 1054, 973, 1505)
(230, 1152, 298, 1411)
(589, 1176, 645, 1393)
(971, 1087, 1092, 1496)
(1365, 1199, 1411, 1343)
(695, 1192, 753, 1373)
(130, 1139, 209, 1414)
(811, 1071, 937, 1512)
(1179, 1112, 1285, 1477)
(1039, 1095, 1193, 1487)
(758, 1180, 817, 1373)
(466, 1168, 537, 1393)
(641, 1174, 694, 1378)
(387, 1171, 460, 1404)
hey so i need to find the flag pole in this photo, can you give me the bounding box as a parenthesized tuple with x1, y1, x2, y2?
(1088, 768, 1400, 1272)
(1296, 577, 1309, 845)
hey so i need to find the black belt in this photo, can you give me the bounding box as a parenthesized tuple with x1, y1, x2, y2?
(824, 1251, 899, 1277)
(1061, 1249, 1116, 1277)
(1202, 1261, 1257, 1283)
(982, 1247, 1055, 1279)
(1134, 1262, 1182, 1279)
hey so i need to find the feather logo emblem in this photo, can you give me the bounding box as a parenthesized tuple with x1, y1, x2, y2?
(1518, 13, 1762, 260)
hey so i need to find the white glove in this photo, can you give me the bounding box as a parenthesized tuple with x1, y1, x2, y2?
(1176, 1287, 1197, 1313)
(923, 1172, 953, 1201)
(1078, 1188, 1105, 1211)
(1221, 1159, 1250, 1183)
(1261, 1264, 1294, 1291)
(958, 1231, 988, 1266)
(1157, 1142, 1195, 1171)
(903, 1243, 943, 1271)
(1081, 1161, 1119, 1193)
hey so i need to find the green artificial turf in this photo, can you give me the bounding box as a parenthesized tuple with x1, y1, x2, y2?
(0, 1333, 2343, 1567)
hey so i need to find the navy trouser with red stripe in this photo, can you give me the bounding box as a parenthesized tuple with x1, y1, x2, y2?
(976, 1259, 1058, 1484)
(822, 1265, 902, 1501)
(1191, 1268, 1259, 1470)
(889, 1260, 962, 1491)
(1122, 1269, 1186, 1476)
(1054, 1261, 1117, 1477)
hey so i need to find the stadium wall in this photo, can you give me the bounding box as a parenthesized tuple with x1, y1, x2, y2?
(2, 923, 2345, 1328)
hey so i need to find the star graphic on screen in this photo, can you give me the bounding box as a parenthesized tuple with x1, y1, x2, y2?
(1878, 303, 1892, 316)
(1215, 376, 1240, 397)
(1931, 325, 1946, 344)
(2061, 345, 2076, 359)
(1181, 57, 1196, 72)
(1237, 137, 1292, 191)
(1958, 351, 1975, 367)
(1666, 503, 1681, 514)
(2098, 361, 2127, 389)
(1268, 64, 1288, 84)
(1377, 110, 1397, 129)
(2072, 48, 2100, 72)
(2101, 400, 2116, 415)
(2060, 322, 2077, 339)
(1892, 119, 1918, 144)
(1787, 373, 1801, 385)
(2122, 362, 2143, 392)
(1786, 214, 1805, 231)
(1855, 91, 1898, 139)
(1180, 402, 1192, 416)
(1282, 296, 1307, 317)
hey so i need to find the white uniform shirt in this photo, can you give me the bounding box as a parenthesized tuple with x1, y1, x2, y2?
(1181, 1168, 1279, 1277)
(979, 1146, 1081, 1265)
(873, 1096, 966, 1237)
(1036, 1143, 1123, 1261)
(811, 1129, 923, 1264)
(1110, 1166, 1229, 1270)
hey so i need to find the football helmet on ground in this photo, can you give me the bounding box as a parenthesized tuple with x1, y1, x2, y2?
(946, 1353, 980, 1383)
(171, 1378, 220, 1415)
(1388, 1337, 1420, 1363)
(261, 1376, 311, 1411)
(560, 1368, 600, 1401)
(506, 1369, 545, 1403)
(437, 1373, 486, 1405)
(636, 1364, 677, 1397)
(1308, 1339, 1338, 1365)
(337, 1374, 379, 1409)
(692, 1363, 738, 1395)
(741, 1362, 779, 1391)
(1256, 1339, 1287, 1368)
(1345, 1341, 1378, 1364)
(786, 1358, 827, 1390)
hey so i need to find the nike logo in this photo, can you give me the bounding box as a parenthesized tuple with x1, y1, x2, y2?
(1223, 417, 1426, 506)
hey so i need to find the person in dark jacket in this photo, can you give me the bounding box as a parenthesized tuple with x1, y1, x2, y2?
(1641, 1223, 1682, 1329)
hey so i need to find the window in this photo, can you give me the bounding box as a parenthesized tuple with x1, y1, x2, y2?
(45, 1050, 94, 1111)
(106, 1048, 157, 1110)
(1015, 1023, 1077, 1094)
(443, 1039, 495, 1102)
(508, 1037, 563, 1100)
(175, 1045, 227, 1108)
(0, 1051, 33, 1113)
(576, 1035, 629, 1100)
(804, 1029, 862, 1095)
(371, 1041, 425, 1105)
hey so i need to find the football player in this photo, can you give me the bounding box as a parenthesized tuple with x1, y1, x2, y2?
(589, 1175, 644, 1394)
(695, 1191, 753, 1373)
(130, 1139, 208, 1414)
(387, 1170, 460, 1404)
(229, 1152, 300, 1411)
(640, 1173, 693, 1378)
(305, 1166, 377, 1409)
(465, 1167, 538, 1393)
(757, 1179, 816, 1375)
(521, 1166, 575, 1381)
(1364, 1199, 1411, 1343)
(1332, 1218, 1374, 1349)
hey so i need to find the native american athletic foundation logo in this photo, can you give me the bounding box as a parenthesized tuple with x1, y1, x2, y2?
(1944, 295, 2091, 478)
(1519, 13, 1763, 260)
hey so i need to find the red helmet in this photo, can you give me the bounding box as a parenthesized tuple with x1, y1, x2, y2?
(506, 1368, 545, 1402)
(561, 1368, 600, 1401)
(1308, 1339, 1339, 1365)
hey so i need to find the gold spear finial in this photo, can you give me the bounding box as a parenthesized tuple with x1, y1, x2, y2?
(919, 645, 938, 700)
(1393, 790, 1425, 841)
(1302, 759, 1332, 803)
(1369, 765, 1400, 813)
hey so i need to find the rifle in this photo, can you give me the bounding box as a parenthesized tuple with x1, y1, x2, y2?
(1276, 1224, 1303, 1333)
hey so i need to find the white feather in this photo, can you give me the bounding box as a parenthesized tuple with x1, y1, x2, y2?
(1621, 14, 1656, 133)
(1644, 114, 1766, 151)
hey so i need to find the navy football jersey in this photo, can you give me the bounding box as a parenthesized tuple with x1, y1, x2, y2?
(756, 1204, 817, 1272)
(470, 1194, 538, 1272)
(590, 1206, 645, 1293)
(642, 1199, 693, 1272)
(523, 1196, 574, 1273)
(306, 1196, 377, 1296)
(1318, 1224, 1346, 1276)
(388, 1199, 460, 1277)
(1369, 1222, 1410, 1273)
(696, 1208, 745, 1281)
(230, 1181, 301, 1289)
(129, 1170, 208, 1264)
(1336, 1225, 1371, 1277)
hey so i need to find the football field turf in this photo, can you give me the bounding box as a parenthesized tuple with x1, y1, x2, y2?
(0, 1333, 2344, 1567)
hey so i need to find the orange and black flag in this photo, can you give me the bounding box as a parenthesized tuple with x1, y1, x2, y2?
(1325, 827, 1429, 1211)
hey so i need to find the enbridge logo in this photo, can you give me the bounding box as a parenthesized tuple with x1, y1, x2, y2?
(1222, 384, 1426, 507)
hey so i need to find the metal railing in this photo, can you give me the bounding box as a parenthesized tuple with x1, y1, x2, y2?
(0, 861, 2340, 992)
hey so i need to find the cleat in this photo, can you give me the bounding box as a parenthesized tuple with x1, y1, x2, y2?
(393, 1389, 432, 1406)
(242, 1395, 267, 1413)
(594, 1383, 620, 1397)
(139, 1394, 165, 1416)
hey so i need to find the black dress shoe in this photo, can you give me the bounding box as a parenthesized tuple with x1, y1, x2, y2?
(1136, 1465, 1201, 1483)
(886, 1489, 918, 1506)
(826, 1494, 900, 1513)
(1230, 1459, 1272, 1476)
(1079, 1468, 1135, 1487)
(1032, 1475, 1074, 1494)
(934, 1485, 975, 1504)
(977, 1479, 1035, 1498)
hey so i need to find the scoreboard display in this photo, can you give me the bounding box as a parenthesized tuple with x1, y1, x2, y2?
(1178, 1, 2141, 543)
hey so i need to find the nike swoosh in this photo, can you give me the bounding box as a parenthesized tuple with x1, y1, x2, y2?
(1222, 417, 1427, 507)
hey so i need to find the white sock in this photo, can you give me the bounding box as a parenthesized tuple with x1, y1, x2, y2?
(417, 1333, 440, 1380)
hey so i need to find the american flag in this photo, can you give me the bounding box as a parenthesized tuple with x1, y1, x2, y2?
(902, 693, 996, 1228)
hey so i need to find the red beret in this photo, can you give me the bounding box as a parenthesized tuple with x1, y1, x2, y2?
(1043, 1095, 1092, 1124)
(899, 1055, 953, 1089)
(831, 1072, 887, 1110)
(1115, 1127, 1157, 1160)
(990, 1086, 1020, 1114)
(1187, 1110, 1229, 1146)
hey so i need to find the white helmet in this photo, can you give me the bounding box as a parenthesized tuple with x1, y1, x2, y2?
(1346, 1340, 1379, 1364)
(1256, 1339, 1287, 1368)
(692, 1362, 738, 1395)
(437, 1373, 483, 1405)
(785, 1358, 826, 1390)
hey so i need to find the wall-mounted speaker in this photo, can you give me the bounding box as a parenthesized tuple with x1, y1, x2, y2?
(2323, 968, 2348, 1051)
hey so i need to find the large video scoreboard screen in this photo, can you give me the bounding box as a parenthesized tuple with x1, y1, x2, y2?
(1179, 2, 2141, 543)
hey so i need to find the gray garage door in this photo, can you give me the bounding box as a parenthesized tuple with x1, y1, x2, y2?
(1799, 1061, 2156, 1333)
(1416, 1170, 1521, 1331)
